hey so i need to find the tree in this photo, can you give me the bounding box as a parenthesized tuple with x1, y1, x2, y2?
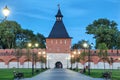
(42, 56, 47, 68)
(25, 47, 33, 69)
(72, 40, 89, 49)
(86, 18, 118, 49)
(19, 30, 46, 48)
(80, 50, 88, 68)
(0, 20, 22, 49)
(71, 44, 79, 49)
(14, 48, 23, 69)
(114, 31, 120, 49)
(71, 40, 89, 69)
(107, 57, 118, 71)
(39, 55, 46, 69)
(0, 20, 46, 49)
(107, 57, 113, 70)
(70, 56, 75, 69)
(16, 32, 28, 48)
(35, 33, 46, 48)
(98, 43, 108, 71)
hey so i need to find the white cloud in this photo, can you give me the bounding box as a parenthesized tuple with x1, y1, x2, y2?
(15, 12, 54, 21)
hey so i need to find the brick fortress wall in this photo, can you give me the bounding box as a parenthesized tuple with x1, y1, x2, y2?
(0, 49, 120, 68)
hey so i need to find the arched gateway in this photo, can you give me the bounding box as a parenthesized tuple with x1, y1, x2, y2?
(55, 61, 63, 68)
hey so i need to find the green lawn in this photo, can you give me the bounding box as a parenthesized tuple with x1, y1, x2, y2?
(0, 68, 47, 80)
(74, 69, 120, 80)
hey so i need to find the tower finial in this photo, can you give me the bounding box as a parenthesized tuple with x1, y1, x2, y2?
(57, 4, 60, 9)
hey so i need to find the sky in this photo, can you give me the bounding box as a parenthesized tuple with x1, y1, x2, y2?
(0, 0, 120, 45)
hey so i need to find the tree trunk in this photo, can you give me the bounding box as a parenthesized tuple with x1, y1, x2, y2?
(17, 57, 19, 69)
(8, 42, 10, 49)
(112, 63, 113, 70)
(104, 61, 105, 72)
(28, 61, 29, 69)
(70, 63, 72, 69)
(41, 62, 43, 69)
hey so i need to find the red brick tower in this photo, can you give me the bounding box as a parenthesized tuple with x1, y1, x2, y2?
(46, 5, 72, 68)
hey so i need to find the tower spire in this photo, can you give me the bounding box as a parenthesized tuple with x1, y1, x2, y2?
(57, 4, 60, 9)
(48, 5, 70, 38)
(56, 4, 63, 21)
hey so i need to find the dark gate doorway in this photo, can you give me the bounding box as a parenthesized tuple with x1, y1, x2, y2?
(55, 61, 63, 68)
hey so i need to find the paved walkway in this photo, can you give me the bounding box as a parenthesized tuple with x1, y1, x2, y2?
(23, 69, 104, 80)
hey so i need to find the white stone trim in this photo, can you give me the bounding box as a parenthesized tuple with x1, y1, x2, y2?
(47, 53, 70, 68)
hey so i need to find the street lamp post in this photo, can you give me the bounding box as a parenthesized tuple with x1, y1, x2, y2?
(73, 50, 77, 70)
(77, 50, 80, 71)
(28, 43, 39, 75)
(88, 48, 90, 75)
(0, 6, 10, 48)
(118, 58, 120, 69)
(16, 48, 21, 70)
(70, 55, 74, 69)
(38, 50, 46, 69)
(0, 6, 10, 49)
(43, 54, 47, 69)
(0, 6, 10, 21)
(73, 50, 81, 71)
(38, 51, 42, 69)
(83, 42, 93, 75)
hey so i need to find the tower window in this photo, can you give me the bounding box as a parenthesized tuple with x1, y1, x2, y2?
(59, 17, 62, 20)
(56, 40, 57, 44)
(60, 40, 62, 44)
(51, 40, 53, 44)
(57, 17, 59, 20)
(65, 40, 66, 44)
(56, 17, 62, 21)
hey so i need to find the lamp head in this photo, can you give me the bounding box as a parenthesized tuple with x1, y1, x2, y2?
(118, 58, 120, 60)
(38, 52, 41, 55)
(73, 51, 76, 54)
(43, 51, 46, 54)
(2, 6, 10, 17)
(78, 51, 81, 54)
(28, 43, 32, 47)
(83, 42, 88, 48)
(35, 43, 39, 47)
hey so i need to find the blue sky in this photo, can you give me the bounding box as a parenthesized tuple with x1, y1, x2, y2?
(0, 0, 120, 45)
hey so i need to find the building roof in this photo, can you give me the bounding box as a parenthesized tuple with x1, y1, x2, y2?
(48, 21, 71, 38)
(47, 7, 71, 39)
(55, 8, 63, 17)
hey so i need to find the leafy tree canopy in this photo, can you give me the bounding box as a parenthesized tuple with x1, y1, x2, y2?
(72, 40, 89, 49)
(0, 20, 46, 49)
(86, 18, 118, 49)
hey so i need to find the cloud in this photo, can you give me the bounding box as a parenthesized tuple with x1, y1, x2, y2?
(15, 12, 54, 21)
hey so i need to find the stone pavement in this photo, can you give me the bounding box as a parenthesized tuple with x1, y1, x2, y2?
(23, 69, 104, 80)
